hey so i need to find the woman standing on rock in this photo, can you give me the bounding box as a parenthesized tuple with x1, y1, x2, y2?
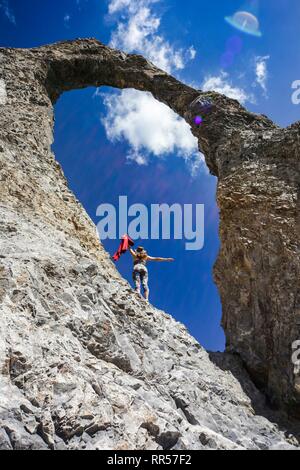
(130, 246, 174, 302)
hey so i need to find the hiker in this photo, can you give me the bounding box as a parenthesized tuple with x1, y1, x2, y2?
(130, 246, 174, 302)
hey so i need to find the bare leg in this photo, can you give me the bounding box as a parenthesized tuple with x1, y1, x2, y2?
(141, 271, 149, 302)
(133, 271, 141, 296)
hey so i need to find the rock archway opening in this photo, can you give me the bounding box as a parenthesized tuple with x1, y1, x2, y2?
(53, 85, 226, 352)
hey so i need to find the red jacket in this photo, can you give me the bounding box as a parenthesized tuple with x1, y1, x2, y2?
(112, 235, 134, 262)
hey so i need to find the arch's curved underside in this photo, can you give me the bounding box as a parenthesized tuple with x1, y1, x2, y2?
(0, 39, 299, 449)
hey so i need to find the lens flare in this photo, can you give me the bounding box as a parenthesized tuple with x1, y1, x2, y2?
(194, 116, 203, 126)
(221, 36, 243, 69)
(227, 36, 243, 54)
(225, 11, 262, 37)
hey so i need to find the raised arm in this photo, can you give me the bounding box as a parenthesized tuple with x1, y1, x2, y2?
(147, 256, 174, 262)
(129, 248, 136, 257)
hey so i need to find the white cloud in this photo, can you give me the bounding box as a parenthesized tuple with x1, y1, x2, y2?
(201, 57, 270, 105)
(108, 0, 195, 73)
(100, 89, 202, 170)
(0, 79, 7, 105)
(202, 72, 251, 104)
(255, 56, 270, 96)
(188, 46, 197, 61)
(108, 0, 136, 14)
(0, 0, 16, 25)
(101, 0, 202, 174)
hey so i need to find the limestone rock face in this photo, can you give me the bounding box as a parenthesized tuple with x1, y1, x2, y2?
(0, 39, 299, 449)
(186, 96, 300, 414)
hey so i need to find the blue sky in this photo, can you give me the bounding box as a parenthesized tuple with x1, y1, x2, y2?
(1, 0, 299, 351)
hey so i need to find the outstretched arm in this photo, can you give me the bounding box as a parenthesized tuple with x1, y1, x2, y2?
(147, 256, 174, 262)
(129, 248, 136, 257)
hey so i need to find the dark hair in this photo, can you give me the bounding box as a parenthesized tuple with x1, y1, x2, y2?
(136, 246, 147, 258)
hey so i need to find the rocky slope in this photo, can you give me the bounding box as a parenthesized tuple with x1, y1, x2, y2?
(0, 39, 299, 449)
(0, 209, 298, 450)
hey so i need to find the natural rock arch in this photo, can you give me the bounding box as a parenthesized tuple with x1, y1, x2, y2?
(0, 37, 299, 432)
